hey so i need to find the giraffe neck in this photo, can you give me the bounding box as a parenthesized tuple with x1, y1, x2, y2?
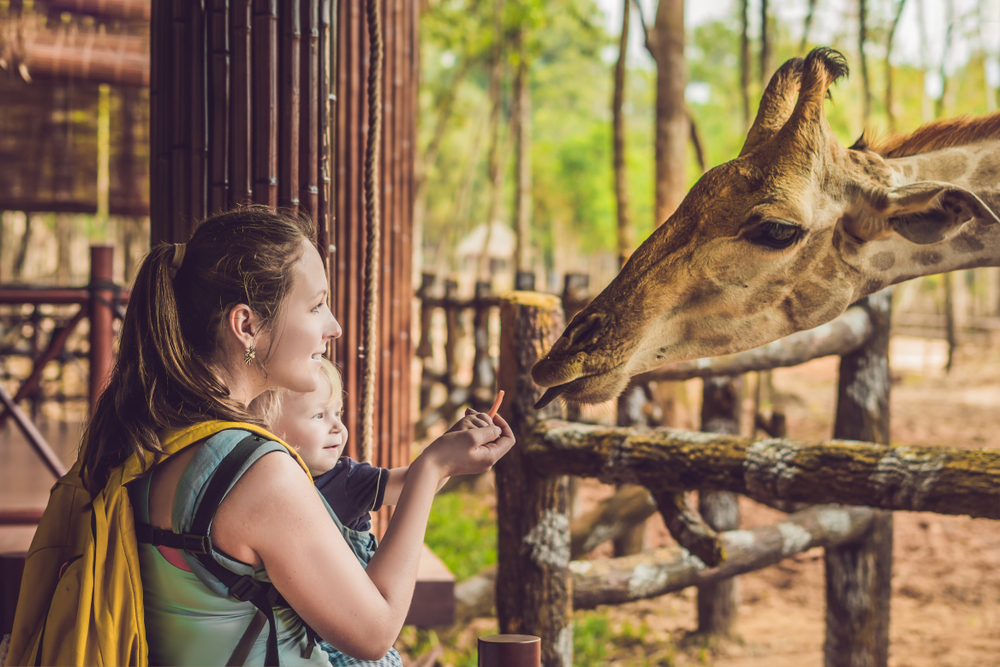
(857, 142, 1000, 294)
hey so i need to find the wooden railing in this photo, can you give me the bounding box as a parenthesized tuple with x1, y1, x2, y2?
(0, 246, 127, 480)
(490, 288, 995, 667)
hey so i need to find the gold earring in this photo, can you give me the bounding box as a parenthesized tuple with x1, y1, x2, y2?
(244, 345, 256, 365)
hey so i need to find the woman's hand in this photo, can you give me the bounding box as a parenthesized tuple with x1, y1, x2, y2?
(421, 412, 515, 479)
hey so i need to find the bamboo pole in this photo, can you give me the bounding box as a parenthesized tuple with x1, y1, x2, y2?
(189, 1, 208, 223)
(495, 292, 571, 667)
(207, 0, 231, 213)
(252, 0, 279, 207)
(229, 0, 253, 206)
(300, 0, 320, 218)
(279, 0, 302, 209)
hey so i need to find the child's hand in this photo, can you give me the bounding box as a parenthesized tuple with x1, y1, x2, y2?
(422, 412, 515, 478)
(446, 409, 494, 433)
(447, 392, 504, 432)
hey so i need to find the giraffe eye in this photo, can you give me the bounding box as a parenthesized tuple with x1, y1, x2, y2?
(750, 220, 802, 249)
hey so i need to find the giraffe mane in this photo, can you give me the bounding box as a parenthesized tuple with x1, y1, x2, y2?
(871, 111, 1000, 158)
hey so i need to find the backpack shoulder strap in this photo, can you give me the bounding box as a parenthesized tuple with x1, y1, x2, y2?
(135, 432, 282, 666)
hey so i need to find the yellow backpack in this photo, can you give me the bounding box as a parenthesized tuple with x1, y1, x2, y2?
(7, 420, 308, 667)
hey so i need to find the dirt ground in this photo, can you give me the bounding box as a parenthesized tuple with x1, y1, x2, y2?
(567, 336, 1000, 667)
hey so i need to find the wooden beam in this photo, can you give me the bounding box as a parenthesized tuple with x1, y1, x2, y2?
(528, 421, 1000, 519)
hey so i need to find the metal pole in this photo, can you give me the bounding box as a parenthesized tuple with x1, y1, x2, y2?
(88, 246, 115, 416)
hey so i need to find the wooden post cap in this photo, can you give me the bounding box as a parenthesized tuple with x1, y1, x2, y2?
(478, 634, 541, 667)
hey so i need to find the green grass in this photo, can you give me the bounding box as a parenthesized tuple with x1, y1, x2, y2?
(425, 489, 497, 581)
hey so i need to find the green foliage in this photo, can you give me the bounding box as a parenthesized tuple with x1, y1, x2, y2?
(424, 490, 497, 581)
(572, 610, 675, 666)
(420, 0, 1000, 275)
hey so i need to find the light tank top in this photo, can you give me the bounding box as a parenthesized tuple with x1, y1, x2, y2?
(132, 429, 374, 666)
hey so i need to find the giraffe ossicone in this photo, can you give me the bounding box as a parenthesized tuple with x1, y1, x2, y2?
(532, 47, 1000, 407)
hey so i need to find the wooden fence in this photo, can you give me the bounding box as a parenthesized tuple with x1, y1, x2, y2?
(413, 271, 590, 438)
(489, 289, 1000, 667)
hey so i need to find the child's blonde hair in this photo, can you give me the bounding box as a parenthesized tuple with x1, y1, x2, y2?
(252, 357, 344, 426)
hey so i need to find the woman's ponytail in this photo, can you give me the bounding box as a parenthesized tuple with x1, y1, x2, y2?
(81, 206, 315, 495)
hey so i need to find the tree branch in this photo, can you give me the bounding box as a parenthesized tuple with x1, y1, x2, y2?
(572, 504, 875, 609)
(529, 421, 1000, 518)
(631, 0, 654, 58)
(448, 504, 875, 621)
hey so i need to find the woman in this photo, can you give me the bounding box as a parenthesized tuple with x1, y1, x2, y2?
(81, 207, 515, 665)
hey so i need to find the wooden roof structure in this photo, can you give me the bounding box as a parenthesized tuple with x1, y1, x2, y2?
(0, 0, 416, 485)
(0, 0, 150, 215)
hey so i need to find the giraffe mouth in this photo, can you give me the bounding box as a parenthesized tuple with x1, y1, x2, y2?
(534, 384, 567, 410)
(533, 363, 630, 409)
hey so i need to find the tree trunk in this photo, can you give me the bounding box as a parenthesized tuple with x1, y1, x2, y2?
(651, 0, 687, 224)
(495, 293, 571, 667)
(477, 0, 506, 279)
(884, 0, 907, 133)
(759, 0, 772, 84)
(935, 0, 955, 121)
(513, 37, 533, 276)
(613, 0, 633, 268)
(741, 0, 751, 128)
(800, 0, 817, 53)
(697, 376, 742, 637)
(944, 272, 956, 372)
(824, 290, 893, 667)
(414, 59, 473, 273)
(859, 0, 871, 125)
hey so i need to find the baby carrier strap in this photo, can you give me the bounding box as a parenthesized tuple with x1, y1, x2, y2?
(134, 431, 285, 666)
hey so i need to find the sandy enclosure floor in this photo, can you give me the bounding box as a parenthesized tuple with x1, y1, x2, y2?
(572, 338, 1000, 667)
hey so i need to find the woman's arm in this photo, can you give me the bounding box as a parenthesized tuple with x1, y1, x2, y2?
(212, 416, 514, 660)
(382, 409, 498, 505)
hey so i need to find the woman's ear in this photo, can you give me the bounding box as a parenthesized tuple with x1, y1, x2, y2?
(226, 303, 259, 351)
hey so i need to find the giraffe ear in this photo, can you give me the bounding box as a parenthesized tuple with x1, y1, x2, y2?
(846, 181, 1000, 244)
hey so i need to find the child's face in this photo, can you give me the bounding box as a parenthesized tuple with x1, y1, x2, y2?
(271, 376, 348, 476)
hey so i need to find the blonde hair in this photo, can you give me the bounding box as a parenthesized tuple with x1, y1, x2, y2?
(253, 357, 344, 427)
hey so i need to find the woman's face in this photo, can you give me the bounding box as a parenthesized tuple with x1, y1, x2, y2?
(259, 240, 342, 393)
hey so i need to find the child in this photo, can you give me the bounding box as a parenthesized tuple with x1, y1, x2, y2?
(264, 357, 404, 666)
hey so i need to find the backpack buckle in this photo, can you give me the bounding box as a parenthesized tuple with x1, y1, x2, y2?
(229, 575, 262, 602)
(182, 533, 213, 555)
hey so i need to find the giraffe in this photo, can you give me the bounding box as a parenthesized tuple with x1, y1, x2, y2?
(532, 47, 1000, 408)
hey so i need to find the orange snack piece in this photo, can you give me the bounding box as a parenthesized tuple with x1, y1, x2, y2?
(487, 390, 505, 419)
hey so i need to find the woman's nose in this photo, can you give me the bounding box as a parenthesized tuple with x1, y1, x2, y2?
(326, 313, 343, 340)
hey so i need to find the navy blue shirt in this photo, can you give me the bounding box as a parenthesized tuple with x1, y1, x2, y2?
(313, 457, 388, 531)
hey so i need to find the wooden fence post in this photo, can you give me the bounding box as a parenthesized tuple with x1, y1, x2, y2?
(825, 289, 892, 667)
(88, 245, 115, 416)
(495, 292, 571, 667)
(471, 279, 495, 411)
(416, 272, 437, 413)
(444, 278, 459, 397)
(697, 375, 742, 637)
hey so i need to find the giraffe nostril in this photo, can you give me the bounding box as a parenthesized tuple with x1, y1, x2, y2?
(568, 313, 603, 347)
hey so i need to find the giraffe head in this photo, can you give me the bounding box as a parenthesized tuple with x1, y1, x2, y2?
(532, 48, 1000, 406)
